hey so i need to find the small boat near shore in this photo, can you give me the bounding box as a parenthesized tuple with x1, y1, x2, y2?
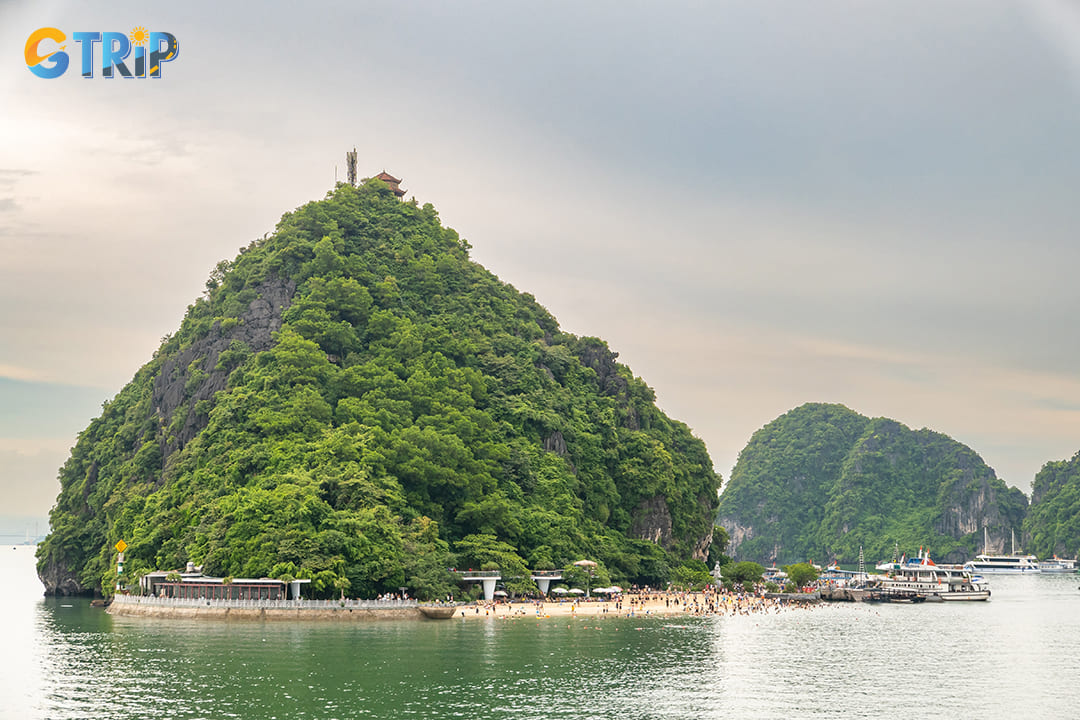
(865, 588, 927, 603)
(418, 604, 459, 619)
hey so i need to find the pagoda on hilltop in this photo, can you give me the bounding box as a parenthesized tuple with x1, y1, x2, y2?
(341, 150, 406, 199)
(373, 171, 406, 199)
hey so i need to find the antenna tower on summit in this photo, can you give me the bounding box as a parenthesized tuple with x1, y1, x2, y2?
(345, 147, 358, 186)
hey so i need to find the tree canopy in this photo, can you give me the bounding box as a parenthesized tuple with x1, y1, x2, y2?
(782, 562, 818, 589)
(36, 179, 721, 598)
(720, 561, 764, 585)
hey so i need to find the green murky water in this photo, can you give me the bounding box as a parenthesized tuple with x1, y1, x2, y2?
(5, 546, 1080, 719)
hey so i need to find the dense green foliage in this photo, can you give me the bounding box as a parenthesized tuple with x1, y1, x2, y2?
(719, 561, 764, 584)
(37, 179, 720, 597)
(1024, 452, 1080, 558)
(716, 403, 1027, 565)
(782, 563, 818, 589)
(669, 558, 715, 590)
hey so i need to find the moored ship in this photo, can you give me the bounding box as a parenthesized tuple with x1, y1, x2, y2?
(874, 553, 990, 601)
(964, 528, 1039, 574)
(962, 554, 1040, 574)
(1037, 556, 1077, 573)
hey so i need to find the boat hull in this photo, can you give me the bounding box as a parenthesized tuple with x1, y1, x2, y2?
(418, 605, 458, 619)
(876, 586, 991, 602)
(936, 590, 991, 601)
(1038, 561, 1077, 574)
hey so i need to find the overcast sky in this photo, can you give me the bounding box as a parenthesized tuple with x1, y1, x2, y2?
(3, 1, 1080, 519)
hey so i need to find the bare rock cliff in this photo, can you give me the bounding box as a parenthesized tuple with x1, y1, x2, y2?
(152, 276, 295, 462)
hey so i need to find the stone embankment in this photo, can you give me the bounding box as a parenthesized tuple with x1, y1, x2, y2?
(108, 594, 452, 621)
(818, 587, 870, 602)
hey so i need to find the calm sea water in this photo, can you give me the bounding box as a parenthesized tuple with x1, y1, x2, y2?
(5, 545, 1080, 719)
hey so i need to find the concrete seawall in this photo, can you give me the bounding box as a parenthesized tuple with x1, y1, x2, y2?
(108, 596, 448, 621)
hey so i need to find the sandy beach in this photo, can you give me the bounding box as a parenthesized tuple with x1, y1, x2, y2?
(452, 592, 810, 620)
(456, 598, 674, 620)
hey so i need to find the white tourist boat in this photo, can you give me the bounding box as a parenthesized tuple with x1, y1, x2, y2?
(963, 529, 1040, 574)
(875, 553, 991, 601)
(962, 554, 1040, 574)
(1037, 556, 1077, 573)
(762, 565, 788, 582)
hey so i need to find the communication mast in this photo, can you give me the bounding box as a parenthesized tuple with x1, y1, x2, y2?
(345, 147, 358, 186)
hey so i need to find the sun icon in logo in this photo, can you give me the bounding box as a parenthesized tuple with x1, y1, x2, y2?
(129, 26, 149, 46)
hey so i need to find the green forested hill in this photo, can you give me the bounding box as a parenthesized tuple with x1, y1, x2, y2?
(716, 403, 1027, 565)
(37, 178, 720, 597)
(1024, 453, 1080, 558)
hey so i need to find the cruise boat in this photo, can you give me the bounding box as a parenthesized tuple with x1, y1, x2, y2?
(962, 554, 1040, 574)
(874, 553, 990, 601)
(1038, 556, 1077, 573)
(964, 529, 1039, 574)
(762, 565, 788, 582)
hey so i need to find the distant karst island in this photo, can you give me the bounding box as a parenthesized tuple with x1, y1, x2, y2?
(715, 402, 1080, 565)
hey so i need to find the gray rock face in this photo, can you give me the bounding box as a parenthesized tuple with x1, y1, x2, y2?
(37, 556, 87, 596)
(631, 495, 714, 560)
(934, 478, 1025, 557)
(542, 431, 567, 456)
(630, 495, 673, 547)
(152, 276, 295, 461)
(575, 342, 628, 398)
(691, 524, 713, 562)
(574, 341, 640, 430)
(38, 277, 296, 596)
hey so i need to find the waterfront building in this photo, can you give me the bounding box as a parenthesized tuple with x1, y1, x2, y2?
(139, 569, 302, 601)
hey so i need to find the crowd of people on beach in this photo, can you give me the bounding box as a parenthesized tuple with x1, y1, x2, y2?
(457, 585, 821, 621)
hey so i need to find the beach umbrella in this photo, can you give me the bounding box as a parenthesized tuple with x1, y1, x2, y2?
(608, 585, 622, 593)
(493, 590, 507, 596)
(551, 587, 568, 594)
(569, 588, 585, 595)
